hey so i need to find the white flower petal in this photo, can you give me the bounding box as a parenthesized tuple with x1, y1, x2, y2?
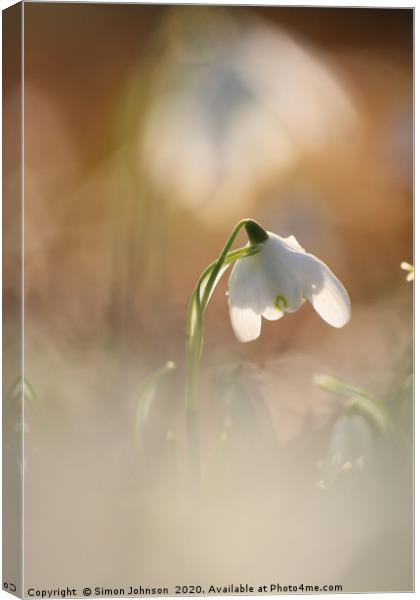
(251, 261, 286, 320)
(261, 237, 304, 312)
(228, 255, 260, 308)
(299, 253, 351, 328)
(228, 257, 264, 341)
(283, 234, 305, 251)
(262, 305, 284, 321)
(229, 305, 262, 342)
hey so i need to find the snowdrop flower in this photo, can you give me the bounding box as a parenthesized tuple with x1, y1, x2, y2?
(316, 414, 374, 490)
(327, 414, 374, 471)
(400, 261, 414, 282)
(184, 217, 349, 486)
(228, 228, 351, 342)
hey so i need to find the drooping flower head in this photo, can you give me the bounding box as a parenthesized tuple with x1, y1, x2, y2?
(228, 222, 351, 342)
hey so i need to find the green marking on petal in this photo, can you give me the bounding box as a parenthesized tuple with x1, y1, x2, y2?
(275, 294, 288, 310)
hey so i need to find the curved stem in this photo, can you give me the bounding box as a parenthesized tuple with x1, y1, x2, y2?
(185, 250, 239, 415)
(186, 244, 258, 410)
(185, 244, 260, 346)
(200, 219, 249, 309)
(183, 219, 266, 495)
(185, 219, 263, 411)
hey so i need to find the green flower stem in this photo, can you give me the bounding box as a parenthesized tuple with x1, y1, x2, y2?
(185, 245, 258, 418)
(186, 235, 262, 411)
(184, 219, 266, 491)
(186, 245, 260, 350)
